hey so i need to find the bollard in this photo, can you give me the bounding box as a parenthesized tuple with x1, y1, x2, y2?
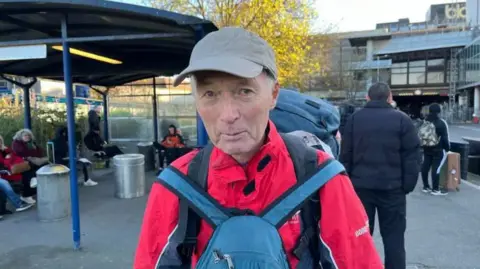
(137, 142, 155, 172)
(113, 154, 145, 199)
(36, 164, 71, 222)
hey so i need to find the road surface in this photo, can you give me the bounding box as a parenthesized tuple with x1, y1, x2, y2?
(449, 124, 480, 142)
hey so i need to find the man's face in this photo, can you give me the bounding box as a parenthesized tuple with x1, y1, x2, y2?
(95, 107, 102, 115)
(194, 71, 279, 161)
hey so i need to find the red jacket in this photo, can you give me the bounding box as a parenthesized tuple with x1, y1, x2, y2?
(134, 123, 382, 269)
(0, 147, 23, 182)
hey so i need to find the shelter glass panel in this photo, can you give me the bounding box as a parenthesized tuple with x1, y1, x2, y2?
(108, 95, 154, 141)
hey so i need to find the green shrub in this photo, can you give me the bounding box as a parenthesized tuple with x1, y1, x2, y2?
(0, 105, 87, 149)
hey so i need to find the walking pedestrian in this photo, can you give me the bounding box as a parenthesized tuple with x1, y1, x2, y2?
(340, 82, 421, 269)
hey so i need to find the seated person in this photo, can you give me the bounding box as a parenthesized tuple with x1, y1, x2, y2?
(0, 177, 34, 216)
(53, 127, 98, 187)
(153, 125, 190, 169)
(0, 135, 23, 184)
(8, 131, 45, 204)
(83, 130, 123, 159)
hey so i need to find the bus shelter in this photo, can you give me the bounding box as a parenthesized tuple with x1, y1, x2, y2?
(0, 0, 216, 249)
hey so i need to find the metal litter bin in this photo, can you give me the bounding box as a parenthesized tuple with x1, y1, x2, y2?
(137, 142, 155, 171)
(36, 164, 71, 222)
(113, 154, 145, 199)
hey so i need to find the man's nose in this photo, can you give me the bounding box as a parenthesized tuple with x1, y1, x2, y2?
(218, 96, 240, 123)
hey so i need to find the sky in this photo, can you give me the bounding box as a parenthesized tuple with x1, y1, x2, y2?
(120, 0, 461, 32)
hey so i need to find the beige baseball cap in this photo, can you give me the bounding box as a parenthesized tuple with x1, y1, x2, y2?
(173, 27, 278, 87)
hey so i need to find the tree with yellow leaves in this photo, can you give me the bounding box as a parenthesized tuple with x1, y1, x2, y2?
(143, 0, 328, 90)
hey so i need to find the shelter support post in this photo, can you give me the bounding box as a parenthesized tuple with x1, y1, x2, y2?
(103, 89, 110, 143)
(152, 77, 159, 141)
(61, 15, 81, 250)
(90, 86, 110, 143)
(193, 26, 209, 146)
(0, 75, 37, 129)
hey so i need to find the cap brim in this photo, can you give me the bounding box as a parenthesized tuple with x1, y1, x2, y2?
(173, 56, 263, 87)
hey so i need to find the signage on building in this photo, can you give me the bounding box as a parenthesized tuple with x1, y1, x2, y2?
(392, 87, 449, 96)
(427, 2, 467, 24)
(445, 3, 467, 20)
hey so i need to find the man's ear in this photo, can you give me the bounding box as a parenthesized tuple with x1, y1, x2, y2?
(271, 82, 280, 109)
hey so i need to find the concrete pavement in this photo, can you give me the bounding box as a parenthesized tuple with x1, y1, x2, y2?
(1, 166, 480, 268)
(373, 178, 480, 268)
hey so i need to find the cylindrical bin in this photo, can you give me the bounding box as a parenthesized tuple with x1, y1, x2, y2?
(137, 142, 155, 172)
(36, 164, 71, 222)
(113, 154, 145, 199)
(450, 141, 469, 181)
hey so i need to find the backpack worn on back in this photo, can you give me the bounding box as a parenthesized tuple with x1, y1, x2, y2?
(157, 134, 345, 269)
(270, 89, 341, 158)
(418, 120, 439, 146)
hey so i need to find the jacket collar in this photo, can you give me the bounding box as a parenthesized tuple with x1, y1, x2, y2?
(365, 100, 393, 109)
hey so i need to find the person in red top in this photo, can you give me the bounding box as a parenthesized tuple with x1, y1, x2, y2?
(11, 129, 46, 204)
(134, 27, 383, 269)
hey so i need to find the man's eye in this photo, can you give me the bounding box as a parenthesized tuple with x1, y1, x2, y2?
(239, 88, 254, 95)
(203, 91, 215, 97)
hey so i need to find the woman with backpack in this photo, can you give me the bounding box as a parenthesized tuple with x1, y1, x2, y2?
(419, 103, 450, 195)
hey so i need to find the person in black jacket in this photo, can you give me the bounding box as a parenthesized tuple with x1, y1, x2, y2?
(340, 82, 421, 269)
(339, 102, 356, 135)
(84, 107, 124, 159)
(421, 103, 450, 195)
(88, 106, 102, 133)
(53, 127, 98, 187)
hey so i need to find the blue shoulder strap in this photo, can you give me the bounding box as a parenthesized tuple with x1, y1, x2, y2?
(158, 167, 230, 228)
(261, 159, 345, 228)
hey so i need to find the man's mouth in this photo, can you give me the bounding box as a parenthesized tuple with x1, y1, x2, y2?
(224, 131, 244, 136)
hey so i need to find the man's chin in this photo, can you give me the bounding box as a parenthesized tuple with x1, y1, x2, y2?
(217, 142, 250, 156)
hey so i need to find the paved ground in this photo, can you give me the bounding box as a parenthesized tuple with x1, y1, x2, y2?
(0, 168, 156, 269)
(1, 124, 480, 269)
(1, 168, 480, 269)
(373, 175, 480, 269)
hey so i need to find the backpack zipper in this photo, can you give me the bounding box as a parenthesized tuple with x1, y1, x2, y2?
(213, 249, 234, 269)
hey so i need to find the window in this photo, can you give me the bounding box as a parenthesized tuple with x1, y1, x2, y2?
(391, 74, 407, 85)
(408, 60, 426, 84)
(427, 58, 445, 84)
(391, 62, 407, 85)
(427, 72, 444, 83)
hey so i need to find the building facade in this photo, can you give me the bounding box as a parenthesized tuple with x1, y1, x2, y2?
(455, 35, 480, 119)
(312, 1, 480, 121)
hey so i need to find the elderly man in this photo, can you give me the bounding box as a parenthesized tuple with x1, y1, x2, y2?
(134, 27, 382, 269)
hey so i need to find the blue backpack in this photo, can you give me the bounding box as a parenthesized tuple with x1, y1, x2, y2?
(157, 134, 345, 269)
(270, 89, 340, 158)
